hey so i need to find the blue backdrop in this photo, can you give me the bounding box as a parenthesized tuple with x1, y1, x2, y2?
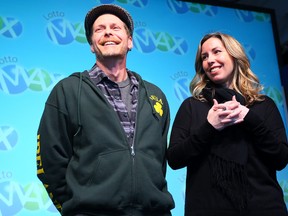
(0, 0, 287, 215)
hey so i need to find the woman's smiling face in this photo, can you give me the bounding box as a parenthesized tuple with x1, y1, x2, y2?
(201, 37, 235, 88)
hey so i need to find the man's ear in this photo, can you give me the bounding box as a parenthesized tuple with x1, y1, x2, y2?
(90, 44, 95, 53)
(128, 36, 133, 51)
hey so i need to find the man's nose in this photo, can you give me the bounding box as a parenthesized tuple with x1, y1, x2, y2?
(104, 27, 112, 36)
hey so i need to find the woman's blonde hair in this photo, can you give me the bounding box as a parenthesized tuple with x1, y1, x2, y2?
(190, 32, 264, 106)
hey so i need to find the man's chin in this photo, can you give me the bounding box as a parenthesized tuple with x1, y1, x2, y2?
(100, 52, 125, 58)
(96, 53, 125, 61)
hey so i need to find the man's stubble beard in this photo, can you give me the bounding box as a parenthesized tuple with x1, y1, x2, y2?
(95, 48, 127, 61)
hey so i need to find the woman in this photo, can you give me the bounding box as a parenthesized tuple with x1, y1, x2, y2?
(167, 32, 288, 216)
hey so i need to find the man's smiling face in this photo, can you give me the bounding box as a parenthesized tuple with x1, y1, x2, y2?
(89, 14, 133, 60)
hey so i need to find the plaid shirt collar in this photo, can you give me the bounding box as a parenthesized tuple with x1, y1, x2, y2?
(88, 64, 138, 86)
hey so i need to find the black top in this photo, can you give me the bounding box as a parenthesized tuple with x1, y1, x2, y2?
(168, 95, 288, 216)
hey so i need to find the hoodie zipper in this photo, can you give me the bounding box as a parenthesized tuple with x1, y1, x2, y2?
(129, 92, 139, 208)
(131, 145, 135, 156)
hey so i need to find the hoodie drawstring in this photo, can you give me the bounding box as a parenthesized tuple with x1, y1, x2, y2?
(74, 72, 83, 136)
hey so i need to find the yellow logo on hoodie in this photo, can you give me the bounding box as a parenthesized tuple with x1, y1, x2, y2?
(150, 95, 163, 116)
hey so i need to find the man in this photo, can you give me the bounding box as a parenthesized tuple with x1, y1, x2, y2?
(36, 4, 175, 216)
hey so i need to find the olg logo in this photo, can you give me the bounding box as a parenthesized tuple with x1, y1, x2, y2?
(235, 10, 270, 22)
(0, 126, 18, 151)
(167, 0, 189, 14)
(264, 86, 284, 107)
(0, 181, 23, 216)
(235, 10, 271, 23)
(0, 17, 23, 38)
(173, 77, 190, 102)
(134, 27, 188, 55)
(0, 181, 57, 216)
(0, 65, 28, 94)
(243, 44, 256, 61)
(235, 10, 254, 22)
(45, 14, 86, 45)
(0, 64, 64, 94)
(171, 71, 190, 102)
(254, 12, 270, 22)
(279, 180, 288, 206)
(167, 0, 218, 16)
